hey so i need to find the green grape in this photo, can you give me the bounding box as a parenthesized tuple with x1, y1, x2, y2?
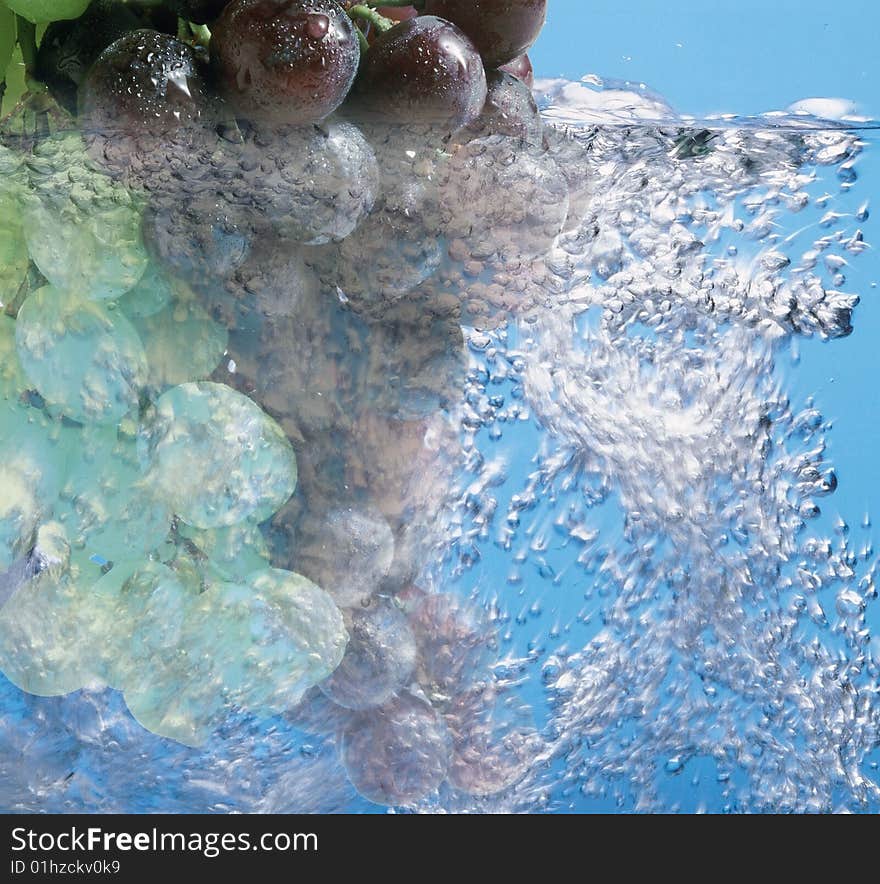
(5, 0, 90, 25)
(132, 296, 228, 390)
(0, 313, 29, 403)
(115, 261, 179, 319)
(0, 199, 28, 308)
(138, 382, 298, 529)
(92, 561, 225, 745)
(0, 146, 28, 307)
(21, 133, 148, 300)
(0, 330, 68, 568)
(0, 522, 100, 696)
(53, 425, 172, 573)
(204, 567, 348, 715)
(15, 285, 148, 425)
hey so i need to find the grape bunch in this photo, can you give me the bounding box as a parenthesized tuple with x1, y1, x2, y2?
(0, 0, 564, 806)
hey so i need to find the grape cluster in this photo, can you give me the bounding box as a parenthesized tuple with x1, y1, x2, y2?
(0, 0, 560, 805)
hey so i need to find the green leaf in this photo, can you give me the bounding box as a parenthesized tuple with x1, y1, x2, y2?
(0, 4, 16, 86)
(5, 0, 90, 25)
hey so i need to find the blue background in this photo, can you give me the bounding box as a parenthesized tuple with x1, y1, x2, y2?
(530, 0, 880, 120)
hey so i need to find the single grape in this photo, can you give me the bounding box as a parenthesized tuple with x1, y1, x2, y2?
(5, 0, 90, 24)
(349, 16, 487, 131)
(211, 0, 360, 125)
(408, 593, 496, 707)
(291, 505, 394, 608)
(464, 69, 543, 146)
(115, 260, 178, 319)
(221, 119, 379, 245)
(36, 0, 144, 114)
(206, 567, 348, 714)
(54, 426, 172, 571)
(137, 381, 297, 529)
(15, 286, 148, 425)
(93, 560, 225, 745)
(422, 0, 547, 67)
(21, 133, 149, 300)
(439, 134, 569, 263)
(79, 30, 213, 136)
(319, 598, 417, 710)
(0, 523, 98, 697)
(142, 192, 253, 295)
(499, 52, 534, 88)
(340, 691, 451, 806)
(131, 295, 228, 390)
(443, 683, 537, 796)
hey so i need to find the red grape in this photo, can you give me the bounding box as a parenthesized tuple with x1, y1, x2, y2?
(79, 30, 212, 135)
(211, 0, 360, 125)
(422, 0, 546, 67)
(350, 15, 487, 131)
(499, 52, 534, 88)
(465, 69, 543, 146)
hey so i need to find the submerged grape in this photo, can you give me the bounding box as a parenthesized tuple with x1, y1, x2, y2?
(137, 381, 298, 529)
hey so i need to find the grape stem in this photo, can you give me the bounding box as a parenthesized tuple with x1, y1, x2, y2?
(348, 5, 396, 34)
(188, 22, 212, 51)
(354, 25, 370, 56)
(15, 16, 45, 94)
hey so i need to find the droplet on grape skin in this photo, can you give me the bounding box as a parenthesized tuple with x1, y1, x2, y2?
(340, 691, 451, 806)
(319, 598, 417, 710)
(15, 286, 149, 426)
(137, 381, 298, 529)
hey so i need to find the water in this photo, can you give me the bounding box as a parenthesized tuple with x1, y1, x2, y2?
(1, 77, 879, 813)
